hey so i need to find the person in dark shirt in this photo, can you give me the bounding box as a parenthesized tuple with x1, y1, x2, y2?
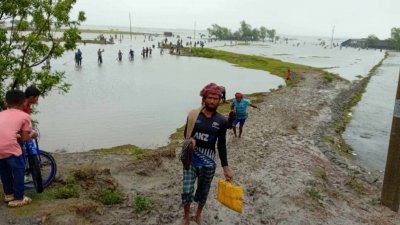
(180, 83, 233, 225)
(23, 85, 41, 115)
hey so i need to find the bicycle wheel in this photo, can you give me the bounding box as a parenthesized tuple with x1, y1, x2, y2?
(24, 151, 57, 191)
(27, 155, 43, 193)
(39, 151, 57, 188)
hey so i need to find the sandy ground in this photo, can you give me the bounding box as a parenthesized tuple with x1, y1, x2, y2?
(1, 70, 400, 225)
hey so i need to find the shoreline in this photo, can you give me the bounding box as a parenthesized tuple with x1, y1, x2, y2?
(2, 50, 399, 225)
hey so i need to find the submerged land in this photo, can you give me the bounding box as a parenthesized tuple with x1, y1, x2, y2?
(0, 49, 399, 225)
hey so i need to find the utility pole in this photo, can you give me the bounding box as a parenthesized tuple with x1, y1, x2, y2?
(129, 12, 132, 40)
(194, 22, 196, 42)
(330, 25, 335, 49)
(381, 69, 400, 212)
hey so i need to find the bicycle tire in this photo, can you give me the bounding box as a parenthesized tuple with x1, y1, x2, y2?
(39, 151, 57, 188)
(24, 151, 57, 190)
(28, 155, 43, 193)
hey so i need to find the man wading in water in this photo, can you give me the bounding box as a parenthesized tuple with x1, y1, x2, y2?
(180, 83, 233, 225)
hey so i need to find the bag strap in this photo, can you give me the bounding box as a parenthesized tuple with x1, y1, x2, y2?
(185, 107, 203, 139)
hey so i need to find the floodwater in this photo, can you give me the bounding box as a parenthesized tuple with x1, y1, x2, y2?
(213, 38, 398, 173)
(344, 52, 400, 172)
(214, 38, 385, 81)
(33, 36, 284, 152)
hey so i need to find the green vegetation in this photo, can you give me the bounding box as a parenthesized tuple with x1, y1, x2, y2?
(207, 21, 276, 42)
(54, 175, 80, 199)
(335, 52, 389, 154)
(366, 34, 379, 47)
(169, 125, 186, 144)
(389, 27, 400, 50)
(306, 187, 322, 201)
(99, 189, 123, 205)
(323, 72, 344, 82)
(368, 198, 378, 206)
(346, 172, 365, 194)
(322, 135, 334, 144)
(91, 144, 148, 155)
(189, 48, 313, 83)
(313, 167, 327, 180)
(188, 48, 344, 85)
(132, 195, 154, 213)
(0, 0, 86, 110)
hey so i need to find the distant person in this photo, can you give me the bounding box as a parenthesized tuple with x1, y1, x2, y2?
(287, 69, 291, 80)
(291, 71, 296, 80)
(23, 85, 41, 115)
(97, 48, 104, 64)
(0, 90, 38, 208)
(219, 86, 226, 103)
(149, 47, 152, 56)
(75, 49, 82, 67)
(142, 47, 146, 58)
(231, 92, 258, 138)
(118, 50, 123, 61)
(129, 49, 134, 61)
(145, 47, 149, 57)
(180, 83, 232, 225)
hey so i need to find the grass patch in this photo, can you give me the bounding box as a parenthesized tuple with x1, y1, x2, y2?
(187, 48, 321, 85)
(368, 198, 378, 206)
(169, 125, 186, 145)
(323, 72, 343, 82)
(25, 188, 57, 201)
(53, 175, 80, 199)
(90, 144, 148, 155)
(132, 194, 154, 213)
(313, 167, 327, 180)
(322, 135, 334, 144)
(99, 189, 123, 205)
(346, 172, 366, 194)
(306, 187, 322, 201)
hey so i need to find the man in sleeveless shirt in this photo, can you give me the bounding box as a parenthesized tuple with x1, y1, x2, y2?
(180, 83, 233, 225)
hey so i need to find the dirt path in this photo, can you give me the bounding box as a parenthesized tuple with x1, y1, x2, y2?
(2, 71, 400, 225)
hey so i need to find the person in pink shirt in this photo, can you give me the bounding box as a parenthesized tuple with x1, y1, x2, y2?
(0, 90, 38, 207)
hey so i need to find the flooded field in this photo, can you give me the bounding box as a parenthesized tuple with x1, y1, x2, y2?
(214, 38, 385, 81)
(33, 36, 284, 152)
(214, 39, 398, 173)
(344, 52, 400, 172)
(32, 29, 396, 159)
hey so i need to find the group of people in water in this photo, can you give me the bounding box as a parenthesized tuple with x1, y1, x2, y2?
(76, 45, 165, 66)
(73, 35, 209, 67)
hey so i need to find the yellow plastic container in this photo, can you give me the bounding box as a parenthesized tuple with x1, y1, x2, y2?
(217, 178, 244, 213)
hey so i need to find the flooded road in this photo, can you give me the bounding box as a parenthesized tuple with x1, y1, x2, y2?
(33, 38, 284, 152)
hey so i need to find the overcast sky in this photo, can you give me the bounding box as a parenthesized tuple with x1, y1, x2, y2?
(70, 0, 400, 39)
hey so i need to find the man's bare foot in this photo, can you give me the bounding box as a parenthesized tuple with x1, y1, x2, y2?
(193, 215, 202, 225)
(180, 218, 190, 225)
